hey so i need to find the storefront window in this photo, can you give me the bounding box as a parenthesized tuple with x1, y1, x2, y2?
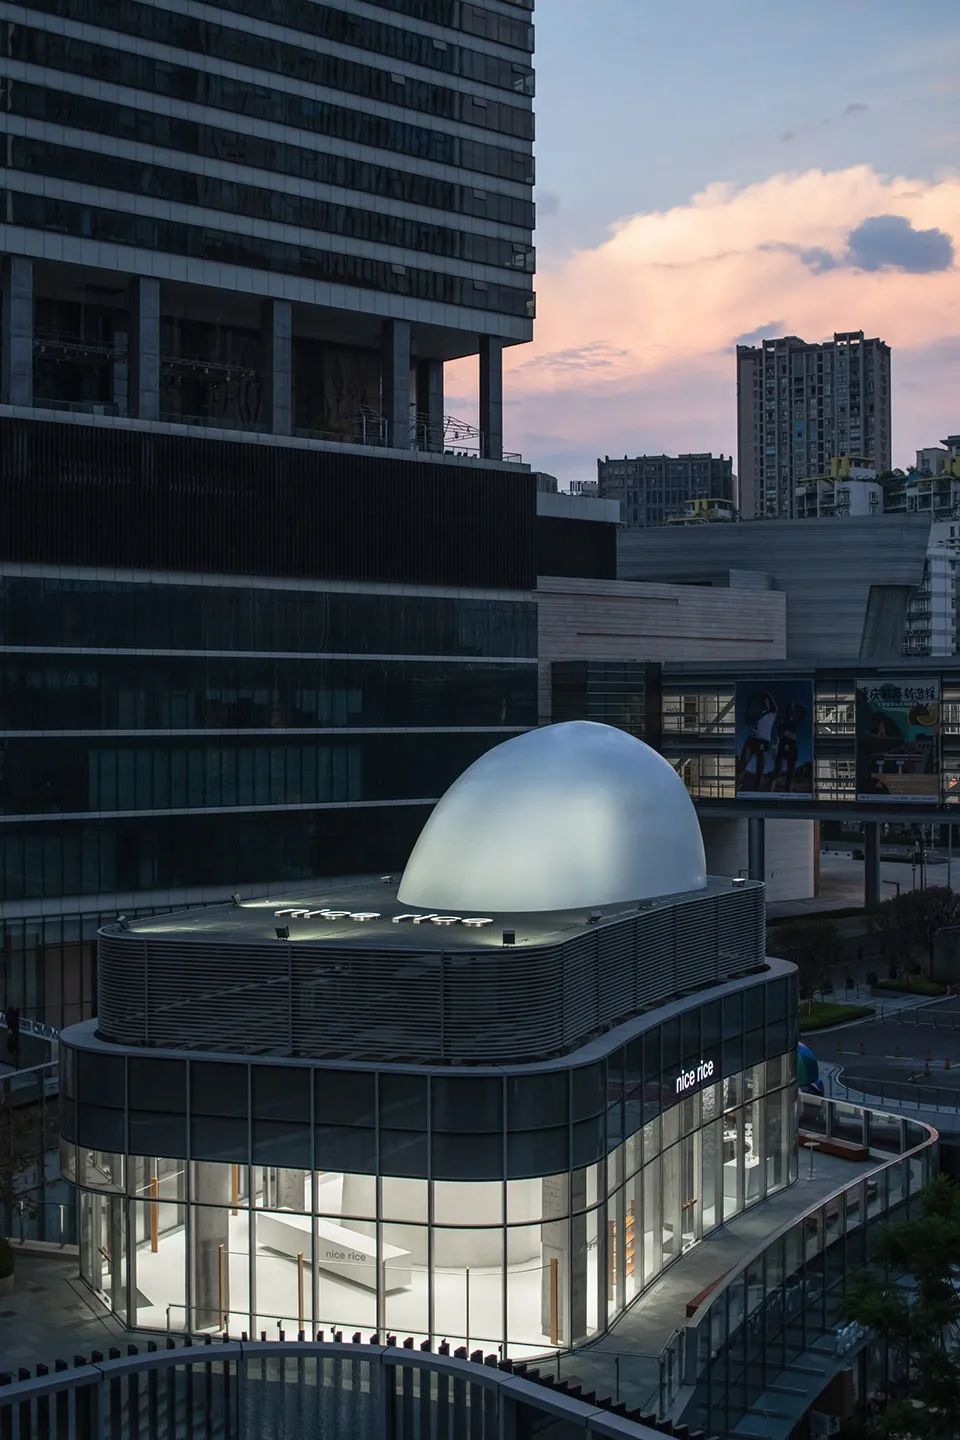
(66, 1036, 798, 1354)
(433, 1226, 503, 1350)
(745, 1100, 763, 1206)
(723, 1108, 742, 1220)
(643, 1155, 662, 1283)
(507, 1220, 567, 1351)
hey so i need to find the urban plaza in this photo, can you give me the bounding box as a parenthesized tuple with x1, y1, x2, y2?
(59, 722, 799, 1354)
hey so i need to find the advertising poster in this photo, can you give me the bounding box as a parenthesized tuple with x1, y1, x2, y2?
(734, 680, 814, 798)
(855, 678, 940, 801)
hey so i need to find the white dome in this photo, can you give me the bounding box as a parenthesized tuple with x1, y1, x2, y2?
(398, 721, 706, 913)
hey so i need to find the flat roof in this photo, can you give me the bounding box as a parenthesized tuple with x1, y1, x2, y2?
(113, 875, 753, 952)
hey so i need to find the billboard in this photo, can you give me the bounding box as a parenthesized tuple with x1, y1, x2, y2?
(855, 678, 940, 801)
(735, 680, 814, 798)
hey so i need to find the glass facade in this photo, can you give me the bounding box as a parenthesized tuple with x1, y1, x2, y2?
(14, 139, 535, 274)
(61, 979, 798, 1355)
(680, 1094, 937, 1438)
(1, 23, 535, 185)
(0, 572, 537, 1021)
(0, 578, 537, 657)
(0, 0, 536, 381)
(7, 84, 535, 231)
(3, 192, 533, 321)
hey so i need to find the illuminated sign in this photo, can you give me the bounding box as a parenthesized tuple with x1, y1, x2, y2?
(674, 1058, 715, 1095)
(273, 909, 494, 928)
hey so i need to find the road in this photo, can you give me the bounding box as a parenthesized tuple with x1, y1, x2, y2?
(812, 998, 960, 1112)
(768, 851, 957, 920)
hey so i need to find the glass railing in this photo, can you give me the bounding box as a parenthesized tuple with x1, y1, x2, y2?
(671, 1094, 938, 1439)
(3, 1196, 77, 1247)
(525, 1347, 662, 1416)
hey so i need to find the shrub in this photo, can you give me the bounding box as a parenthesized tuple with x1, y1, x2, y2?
(0, 1237, 14, 1279)
(874, 975, 946, 997)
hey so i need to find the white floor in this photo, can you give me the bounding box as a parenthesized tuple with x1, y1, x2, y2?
(124, 1216, 568, 1353)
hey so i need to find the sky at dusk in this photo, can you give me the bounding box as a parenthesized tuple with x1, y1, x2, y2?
(448, 0, 960, 487)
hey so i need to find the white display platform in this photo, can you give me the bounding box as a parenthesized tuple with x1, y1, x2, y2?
(256, 1209, 412, 1291)
(723, 1156, 760, 1198)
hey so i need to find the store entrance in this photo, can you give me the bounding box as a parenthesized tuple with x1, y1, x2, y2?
(680, 1134, 701, 1252)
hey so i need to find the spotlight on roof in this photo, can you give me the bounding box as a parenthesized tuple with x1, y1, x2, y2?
(379, 875, 393, 884)
(732, 877, 747, 887)
(231, 893, 242, 906)
(116, 914, 128, 929)
(275, 925, 290, 941)
(502, 930, 516, 946)
(587, 911, 602, 924)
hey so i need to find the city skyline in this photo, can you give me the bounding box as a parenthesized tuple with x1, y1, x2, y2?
(449, 0, 960, 487)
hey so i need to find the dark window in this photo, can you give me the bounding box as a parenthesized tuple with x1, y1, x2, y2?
(78, 1049, 125, 1108)
(190, 1061, 248, 1118)
(506, 1126, 568, 1178)
(0, 655, 535, 731)
(0, 732, 520, 816)
(571, 1116, 604, 1168)
(5, 25, 534, 183)
(743, 985, 764, 1030)
(0, 580, 536, 659)
(379, 1129, 427, 1176)
(379, 1073, 427, 1130)
(314, 1070, 375, 1127)
(252, 1121, 312, 1167)
(6, 85, 534, 230)
(2, 191, 534, 320)
(571, 1064, 603, 1122)
(660, 1019, 680, 1075)
(129, 1057, 186, 1111)
(1, 807, 431, 903)
(505, 1072, 567, 1130)
(432, 1075, 501, 1133)
(252, 1065, 310, 1123)
(15, 2, 534, 125)
(432, 1130, 501, 1181)
(11, 139, 534, 274)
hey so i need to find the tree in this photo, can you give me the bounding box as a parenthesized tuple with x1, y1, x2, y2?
(869, 888, 960, 975)
(0, 1090, 40, 1219)
(768, 918, 842, 1000)
(843, 1175, 960, 1439)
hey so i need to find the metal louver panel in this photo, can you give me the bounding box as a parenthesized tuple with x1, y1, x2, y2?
(96, 884, 766, 1062)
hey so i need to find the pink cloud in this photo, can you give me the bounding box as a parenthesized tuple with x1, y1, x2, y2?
(449, 165, 960, 485)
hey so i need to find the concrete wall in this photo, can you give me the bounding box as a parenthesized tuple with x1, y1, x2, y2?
(701, 816, 816, 902)
(618, 515, 931, 662)
(537, 575, 786, 723)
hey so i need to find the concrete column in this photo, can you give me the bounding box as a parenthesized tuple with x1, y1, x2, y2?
(192, 1162, 230, 1330)
(262, 298, 292, 435)
(415, 358, 444, 451)
(569, 1170, 587, 1344)
(381, 319, 411, 449)
(479, 336, 504, 460)
(276, 1168, 306, 1210)
(1, 255, 33, 407)
(864, 822, 880, 909)
(128, 276, 160, 421)
(747, 817, 766, 883)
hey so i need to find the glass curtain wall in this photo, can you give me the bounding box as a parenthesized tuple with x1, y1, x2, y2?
(68, 1059, 796, 1357)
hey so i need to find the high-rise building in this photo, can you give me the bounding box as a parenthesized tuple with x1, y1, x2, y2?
(736, 331, 891, 519)
(0, 0, 535, 445)
(0, 1, 552, 1027)
(597, 453, 734, 527)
